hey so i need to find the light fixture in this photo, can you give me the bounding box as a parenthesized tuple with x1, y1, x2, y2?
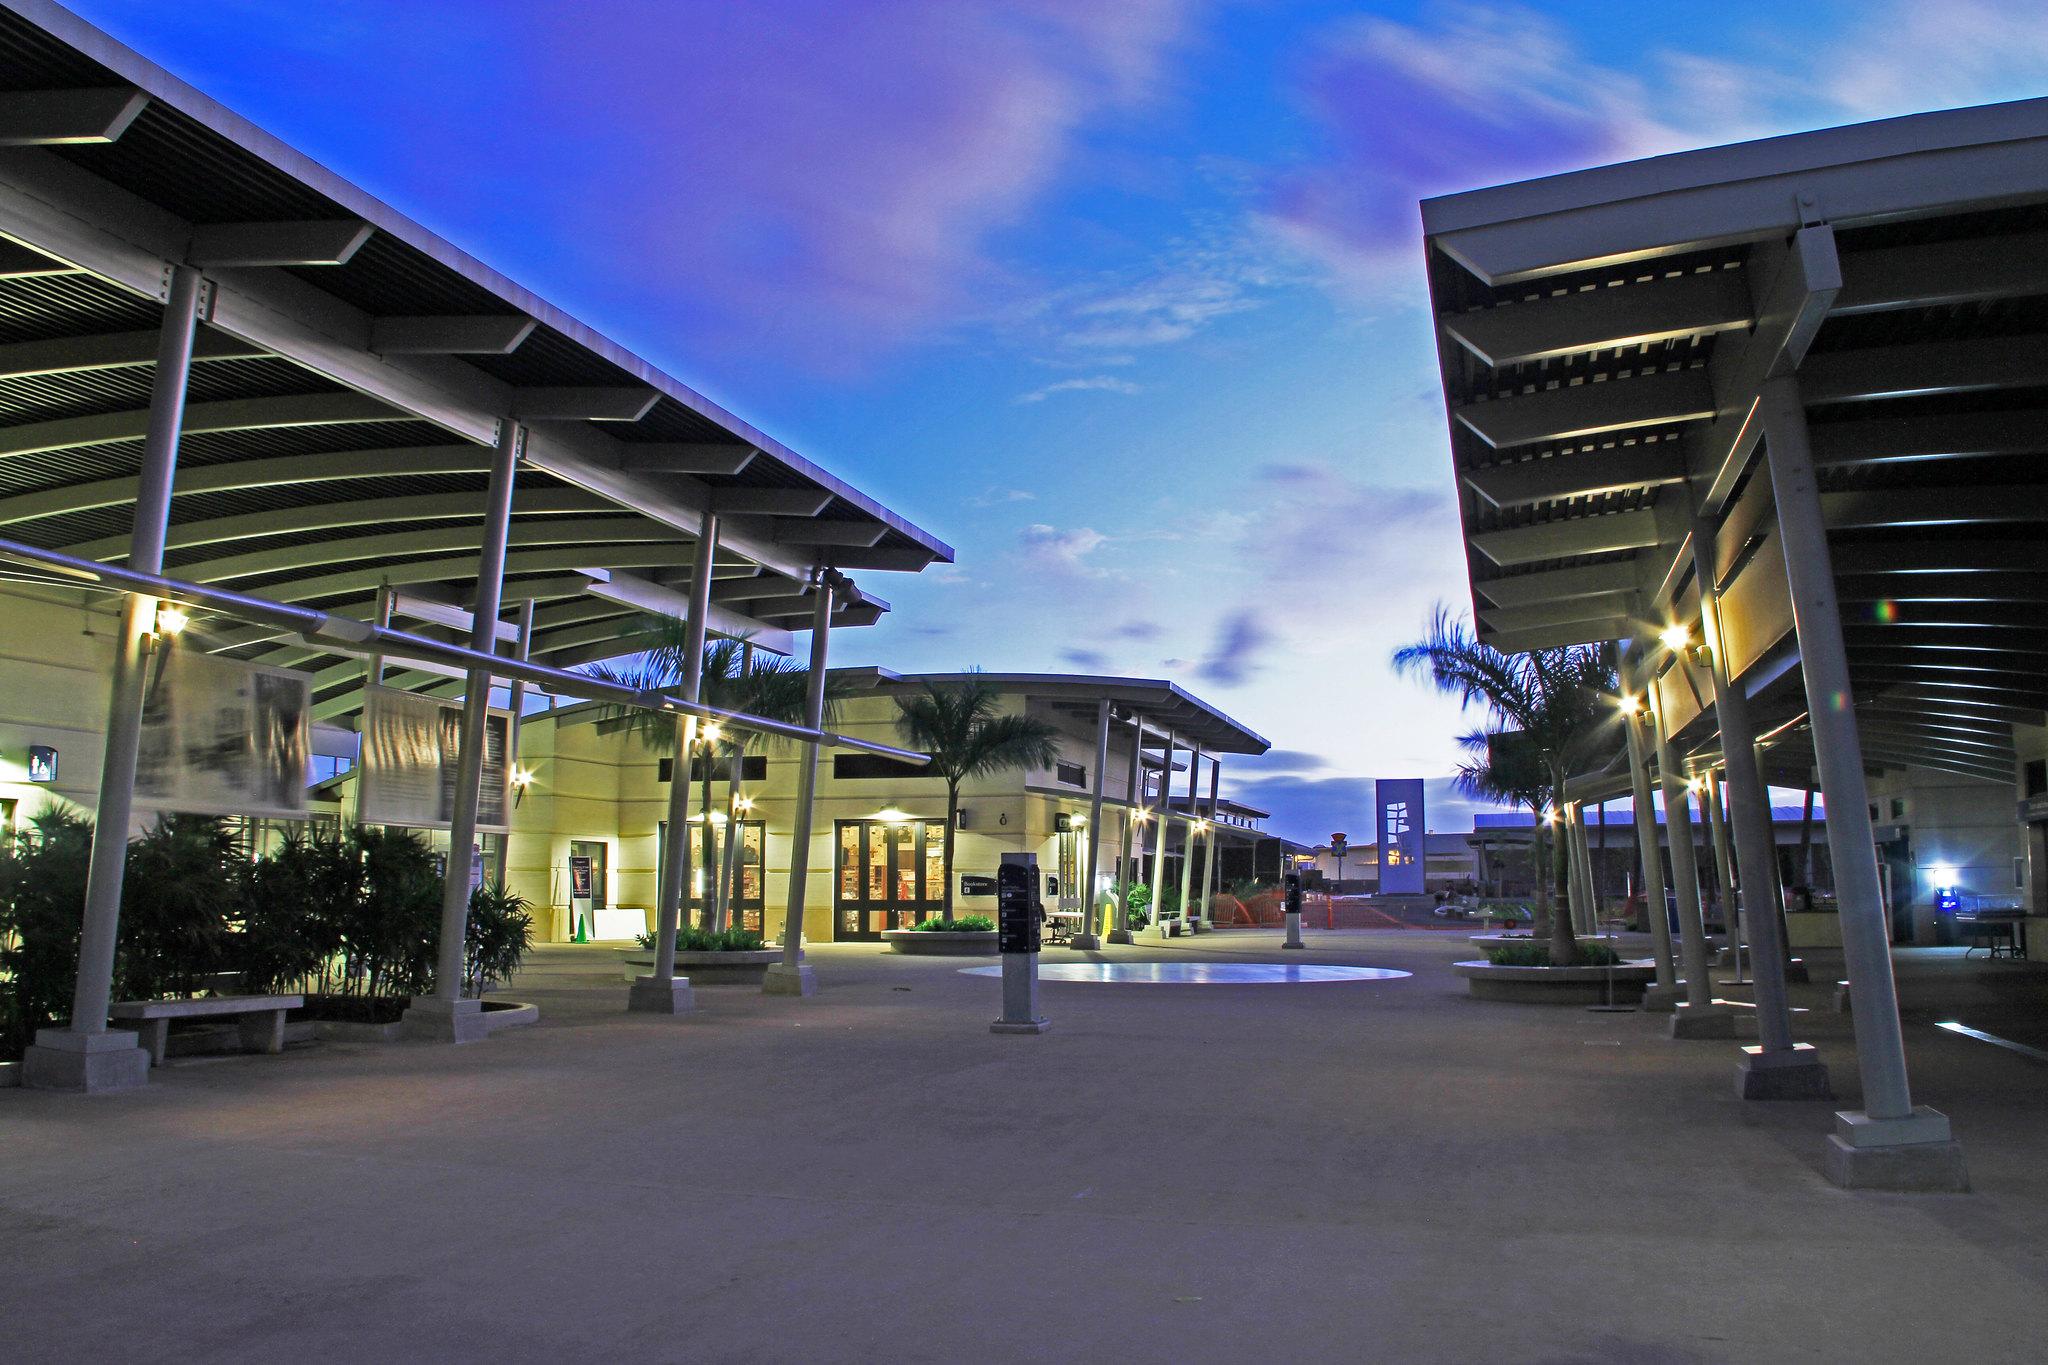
(1687, 776, 1705, 794)
(1658, 624, 1690, 652)
(1071, 815, 1087, 828)
(154, 603, 190, 636)
(510, 766, 534, 789)
(702, 722, 723, 745)
(1929, 862, 1957, 887)
(734, 796, 754, 812)
(1616, 693, 1641, 715)
(1134, 809, 1150, 823)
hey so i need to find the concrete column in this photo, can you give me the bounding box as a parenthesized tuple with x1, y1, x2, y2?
(1703, 769, 1739, 966)
(25, 266, 204, 1092)
(632, 513, 719, 1013)
(1147, 732, 1173, 938)
(1621, 660, 1680, 1010)
(495, 598, 536, 885)
(1176, 741, 1202, 933)
(1760, 375, 1962, 1185)
(1575, 803, 1600, 934)
(1073, 699, 1110, 950)
(1110, 715, 1141, 944)
(403, 418, 521, 1043)
(1196, 755, 1221, 929)
(1562, 804, 1588, 936)
(764, 576, 834, 997)
(1648, 672, 1735, 1037)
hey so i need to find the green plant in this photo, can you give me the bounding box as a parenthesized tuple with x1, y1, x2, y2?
(0, 808, 92, 1059)
(113, 814, 247, 1002)
(637, 924, 766, 952)
(910, 915, 994, 932)
(1228, 877, 1272, 900)
(1484, 942, 1621, 967)
(340, 825, 441, 1001)
(237, 826, 352, 994)
(1478, 901, 1532, 923)
(893, 673, 1061, 915)
(464, 879, 534, 997)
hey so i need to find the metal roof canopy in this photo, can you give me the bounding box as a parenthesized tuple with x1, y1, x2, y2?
(1422, 97, 2048, 787)
(848, 670, 1271, 757)
(0, 0, 951, 724)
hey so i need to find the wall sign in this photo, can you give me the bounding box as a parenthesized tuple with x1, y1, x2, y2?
(358, 685, 513, 832)
(134, 648, 311, 819)
(959, 873, 997, 897)
(26, 745, 56, 783)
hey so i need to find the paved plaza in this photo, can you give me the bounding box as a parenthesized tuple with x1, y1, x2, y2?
(7, 929, 2048, 1363)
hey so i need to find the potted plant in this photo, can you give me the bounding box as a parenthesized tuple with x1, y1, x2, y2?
(617, 924, 783, 983)
(883, 914, 999, 955)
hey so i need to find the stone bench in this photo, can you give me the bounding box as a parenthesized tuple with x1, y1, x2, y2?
(109, 994, 303, 1067)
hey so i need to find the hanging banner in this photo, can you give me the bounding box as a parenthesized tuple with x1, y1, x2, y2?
(358, 685, 512, 832)
(134, 647, 312, 819)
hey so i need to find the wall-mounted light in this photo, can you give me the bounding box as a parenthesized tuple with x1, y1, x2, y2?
(154, 603, 190, 637)
(734, 796, 754, 813)
(1616, 693, 1641, 715)
(1658, 624, 1690, 652)
(701, 722, 723, 745)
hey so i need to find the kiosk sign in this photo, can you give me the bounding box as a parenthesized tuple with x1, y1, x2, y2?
(997, 859, 1040, 955)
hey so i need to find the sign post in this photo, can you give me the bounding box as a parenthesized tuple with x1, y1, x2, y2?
(991, 851, 1050, 1034)
(1330, 832, 1348, 929)
(1282, 869, 1306, 950)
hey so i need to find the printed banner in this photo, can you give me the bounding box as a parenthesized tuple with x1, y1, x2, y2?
(134, 647, 312, 819)
(358, 685, 512, 832)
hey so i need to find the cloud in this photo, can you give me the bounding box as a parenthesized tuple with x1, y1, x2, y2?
(1060, 648, 1109, 669)
(1114, 619, 1163, 641)
(968, 487, 1038, 507)
(1018, 522, 1110, 574)
(1253, 749, 1331, 774)
(1015, 376, 1141, 404)
(1197, 610, 1273, 686)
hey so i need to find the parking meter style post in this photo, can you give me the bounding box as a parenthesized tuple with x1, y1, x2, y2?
(991, 852, 1051, 1035)
(1282, 870, 1306, 950)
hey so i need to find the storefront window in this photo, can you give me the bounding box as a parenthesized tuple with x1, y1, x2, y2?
(924, 822, 945, 901)
(840, 824, 860, 899)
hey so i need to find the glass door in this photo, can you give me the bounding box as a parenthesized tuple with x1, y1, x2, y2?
(836, 819, 947, 939)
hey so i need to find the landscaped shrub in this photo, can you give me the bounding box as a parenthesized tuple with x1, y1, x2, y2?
(464, 879, 534, 996)
(1478, 900, 1533, 923)
(637, 924, 765, 952)
(0, 809, 92, 1060)
(1117, 881, 1152, 930)
(909, 915, 994, 932)
(336, 825, 440, 1001)
(1484, 942, 1621, 968)
(115, 815, 245, 1002)
(238, 827, 352, 994)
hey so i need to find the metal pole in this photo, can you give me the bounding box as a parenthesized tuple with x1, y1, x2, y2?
(765, 576, 834, 996)
(1111, 715, 1141, 944)
(635, 513, 718, 1012)
(1620, 654, 1678, 1005)
(495, 597, 535, 885)
(1705, 769, 1739, 968)
(409, 418, 520, 1040)
(40, 266, 202, 1077)
(1648, 675, 1728, 1031)
(1761, 375, 1940, 1149)
(1148, 731, 1173, 937)
(1074, 699, 1110, 950)
(1176, 741, 1202, 933)
(1572, 803, 1597, 936)
(1196, 755, 1221, 930)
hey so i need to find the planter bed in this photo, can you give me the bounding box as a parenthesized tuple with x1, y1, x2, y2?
(289, 996, 538, 1043)
(1452, 958, 1658, 1004)
(614, 948, 783, 984)
(1466, 931, 1619, 950)
(884, 930, 999, 956)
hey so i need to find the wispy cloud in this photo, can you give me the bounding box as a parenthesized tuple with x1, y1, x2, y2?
(1018, 522, 1110, 575)
(968, 486, 1038, 507)
(1197, 610, 1273, 687)
(1015, 375, 1141, 404)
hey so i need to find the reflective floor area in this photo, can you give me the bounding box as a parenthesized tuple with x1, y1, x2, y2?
(958, 962, 1412, 984)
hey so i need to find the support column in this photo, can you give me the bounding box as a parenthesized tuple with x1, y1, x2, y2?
(764, 575, 834, 997)
(25, 266, 204, 1092)
(495, 598, 536, 885)
(1704, 769, 1741, 972)
(1575, 804, 1600, 934)
(1072, 699, 1110, 951)
(1563, 804, 1590, 937)
(1177, 741, 1203, 933)
(1621, 657, 1680, 1011)
(1196, 755, 1221, 929)
(1147, 732, 1173, 939)
(1761, 375, 1962, 1186)
(402, 419, 522, 1044)
(1648, 672, 1736, 1038)
(1110, 715, 1141, 944)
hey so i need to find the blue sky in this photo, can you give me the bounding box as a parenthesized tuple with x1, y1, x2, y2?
(69, 0, 2048, 840)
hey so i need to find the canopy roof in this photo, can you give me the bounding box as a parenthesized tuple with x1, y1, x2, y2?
(1422, 97, 2048, 787)
(852, 670, 1271, 757)
(0, 1, 951, 724)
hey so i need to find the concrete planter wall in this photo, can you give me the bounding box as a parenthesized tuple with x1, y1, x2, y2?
(1784, 911, 1844, 948)
(614, 948, 782, 984)
(883, 930, 999, 956)
(1452, 959, 1657, 1004)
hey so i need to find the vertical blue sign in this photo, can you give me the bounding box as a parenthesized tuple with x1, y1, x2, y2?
(1376, 778, 1427, 895)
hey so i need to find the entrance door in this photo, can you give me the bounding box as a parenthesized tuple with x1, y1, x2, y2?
(835, 819, 946, 939)
(568, 839, 607, 908)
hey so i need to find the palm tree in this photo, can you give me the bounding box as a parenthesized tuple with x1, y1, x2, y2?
(893, 674, 1061, 917)
(1393, 608, 1620, 966)
(586, 621, 836, 931)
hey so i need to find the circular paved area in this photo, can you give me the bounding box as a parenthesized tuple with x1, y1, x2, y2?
(959, 961, 1411, 984)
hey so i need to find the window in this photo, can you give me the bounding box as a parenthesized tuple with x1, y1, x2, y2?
(1890, 798, 1907, 820)
(833, 753, 927, 780)
(2026, 759, 2047, 799)
(660, 755, 767, 783)
(1056, 761, 1086, 787)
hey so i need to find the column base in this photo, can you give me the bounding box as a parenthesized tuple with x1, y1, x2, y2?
(1185, 919, 1208, 935)
(990, 1017, 1051, 1035)
(22, 1028, 151, 1093)
(1833, 980, 1852, 1013)
(1735, 1043, 1832, 1100)
(627, 975, 695, 1014)
(1669, 1002, 1754, 1039)
(1638, 983, 1683, 1013)
(1069, 933, 1102, 951)
(1824, 1108, 1967, 1191)
(400, 996, 489, 1043)
(761, 963, 817, 997)
(1106, 929, 1134, 945)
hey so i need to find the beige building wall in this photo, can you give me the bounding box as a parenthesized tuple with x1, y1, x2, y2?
(0, 584, 120, 831)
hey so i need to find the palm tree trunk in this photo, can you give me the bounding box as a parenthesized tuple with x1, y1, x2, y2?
(698, 759, 715, 931)
(1548, 766, 1579, 965)
(718, 767, 742, 932)
(942, 782, 959, 917)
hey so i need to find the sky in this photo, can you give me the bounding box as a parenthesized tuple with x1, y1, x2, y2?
(68, 0, 2048, 842)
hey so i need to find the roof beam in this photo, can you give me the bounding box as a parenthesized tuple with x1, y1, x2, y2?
(1802, 334, 2048, 405)
(1441, 266, 1752, 367)
(1482, 618, 1632, 654)
(0, 88, 148, 146)
(188, 219, 373, 268)
(740, 519, 889, 549)
(0, 327, 267, 378)
(1809, 409, 2048, 469)
(1454, 367, 1713, 449)
(0, 391, 403, 459)
(575, 566, 796, 654)
(512, 387, 660, 422)
(1822, 485, 2048, 530)
(707, 488, 834, 517)
(0, 239, 77, 277)
(1469, 505, 1666, 567)
(174, 518, 690, 585)
(1472, 559, 1644, 607)
(1476, 591, 1638, 634)
(368, 315, 536, 356)
(1831, 538, 2047, 574)
(617, 443, 758, 476)
(1463, 438, 1689, 508)
(1833, 229, 2048, 315)
(1838, 571, 2048, 603)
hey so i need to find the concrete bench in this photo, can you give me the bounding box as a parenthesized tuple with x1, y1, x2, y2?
(109, 994, 303, 1067)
